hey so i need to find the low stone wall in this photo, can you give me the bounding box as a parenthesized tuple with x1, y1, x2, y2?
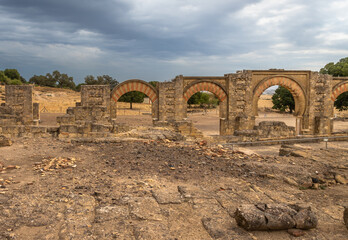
(0, 125, 59, 138)
(257, 121, 295, 138)
(233, 121, 295, 141)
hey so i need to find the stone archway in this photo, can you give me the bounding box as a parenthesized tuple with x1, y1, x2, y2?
(331, 81, 348, 133)
(252, 76, 306, 135)
(331, 82, 348, 101)
(183, 81, 227, 102)
(183, 80, 228, 135)
(252, 76, 306, 116)
(110, 79, 158, 119)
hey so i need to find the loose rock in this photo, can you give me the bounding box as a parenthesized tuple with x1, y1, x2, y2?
(0, 135, 12, 147)
(344, 207, 348, 230)
(335, 174, 347, 184)
(234, 203, 317, 231)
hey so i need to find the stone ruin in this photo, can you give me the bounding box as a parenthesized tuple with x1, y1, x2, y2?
(57, 85, 131, 138)
(0, 85, 45, 138)
(1, 69, 348, 141)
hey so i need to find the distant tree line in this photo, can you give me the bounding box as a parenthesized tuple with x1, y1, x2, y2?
(0, 69, 26, 85)
(1, 68, 161, 109)
(187, 92, 219, 108)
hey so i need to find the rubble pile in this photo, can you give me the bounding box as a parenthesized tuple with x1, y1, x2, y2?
(33, 157, 77, 172)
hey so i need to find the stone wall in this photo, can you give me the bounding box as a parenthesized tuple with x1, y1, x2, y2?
(4, 85, 35, 124)
(3, 69, 348, 140)
(307, 72, 333, 135)
(0, 85, 51, 138)
(57, 85, 114, 138)
(154, 70, 346, 137)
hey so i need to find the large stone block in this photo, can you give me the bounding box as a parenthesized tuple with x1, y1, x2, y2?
(234, 204, 317, 231)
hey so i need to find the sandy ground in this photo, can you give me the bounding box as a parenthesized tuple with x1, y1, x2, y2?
(38, 109, 348, 137)
(0, 137, 348, 239)
(188, 110, 348, 136)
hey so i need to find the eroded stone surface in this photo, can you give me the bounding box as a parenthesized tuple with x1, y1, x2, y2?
(234, 204, 317, 231)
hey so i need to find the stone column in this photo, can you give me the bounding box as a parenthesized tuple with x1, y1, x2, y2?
(110, 100, 117, 119)
(308, 73, 333, 135)
(152, 99, 159, 120)
(5, 85, 33, 124)
(33, 103, 40, 125)
(174, 75, 185, 121)
(296, 116, 302, 135)
(219, 100, 227, 118)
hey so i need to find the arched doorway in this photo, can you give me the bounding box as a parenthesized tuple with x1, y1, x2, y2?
(111, 79, 159, 126)
(331, 82, 348, 133)
(183, 81, 227, 136)
(252, 76, 306, 135)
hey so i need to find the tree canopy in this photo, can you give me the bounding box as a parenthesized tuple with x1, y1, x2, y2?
(320, 57, 348, 111)
(187, 91, 219, 107)
(118, 91, 145, 109)
(271, 86, 295, 113)
(78, 75, 119, 91)
(0, 68, 25, 85)
(29, 70, 75, 90)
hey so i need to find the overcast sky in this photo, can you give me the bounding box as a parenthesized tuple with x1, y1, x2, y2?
(1, 0, 348, 84)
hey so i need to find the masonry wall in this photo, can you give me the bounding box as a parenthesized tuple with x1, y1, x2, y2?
(5, 85, 34, 124)
(307, 72, 333, 135)
(155, 70, 345, 136)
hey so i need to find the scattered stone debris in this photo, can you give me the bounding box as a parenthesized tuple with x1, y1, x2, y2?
(279, 144, 311, 158)
(335, 174, 348, 184)
(0, 138, 347, 239)
(33, 157, 77, 173)
(0, 162, 20, 173)
(117, 127, 184, 141)
(234, 203, 318, 231)
(0, 135, 12, 147)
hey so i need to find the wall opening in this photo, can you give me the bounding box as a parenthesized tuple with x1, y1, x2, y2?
(186, 91, 221, 136)
(36, 86, 80, 127)
(332, 91, 348, 134)
(255, 85, 297, 132)
(111, 80, 158, 127)
(115, 91, 153, 127)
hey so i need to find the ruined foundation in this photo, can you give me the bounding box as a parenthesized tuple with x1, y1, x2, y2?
(1, 70, 348, 140)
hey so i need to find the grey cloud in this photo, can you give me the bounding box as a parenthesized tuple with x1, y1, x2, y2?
(0, 0, 348, 83)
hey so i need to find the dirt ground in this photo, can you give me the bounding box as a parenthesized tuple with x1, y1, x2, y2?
(38, 110, 348, 136)
(0, 137, 348, 239)
(188, 110, 348, 136)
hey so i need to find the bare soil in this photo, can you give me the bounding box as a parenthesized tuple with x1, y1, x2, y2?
(0, 137, 347, 239)
(188, 110, 348, 136)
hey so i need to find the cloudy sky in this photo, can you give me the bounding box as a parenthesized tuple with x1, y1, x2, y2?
(1, 0, 348, 84)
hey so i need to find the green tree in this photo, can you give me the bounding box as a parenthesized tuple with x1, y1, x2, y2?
(118, 91, 145, 109)
(29, 75, 52, 86)
(50, 70, 76, 90)
(8, 79, 22, 85)
(149, 81, 158, 88)
(187, 92, 219, 107)
(4, 69, 20, 80)
(83, 75, 118, 89)
(320, 57, 348, 111)
(0, 71, 10, 84)
(0, 69, 26, 85)
(272, 86, 295, 113)
(29, 71, 75, 90)
(335, 93, 348, 111)
(1, 69, 25, 84)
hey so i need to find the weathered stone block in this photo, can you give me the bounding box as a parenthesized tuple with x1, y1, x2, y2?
(234, 204, 317, 231)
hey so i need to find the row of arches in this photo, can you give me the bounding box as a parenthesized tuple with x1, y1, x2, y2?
(110, 77, 348, 135)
